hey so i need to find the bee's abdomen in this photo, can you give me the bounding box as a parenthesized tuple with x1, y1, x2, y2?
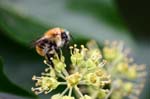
(35, 45, 45, 56)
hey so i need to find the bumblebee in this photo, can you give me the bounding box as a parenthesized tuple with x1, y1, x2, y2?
(35, 27, 70, 64)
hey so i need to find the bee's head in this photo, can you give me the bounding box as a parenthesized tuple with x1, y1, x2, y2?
(60, 30, 70, 46)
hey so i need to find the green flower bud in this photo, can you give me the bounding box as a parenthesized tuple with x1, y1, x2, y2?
(127, 66, 137, 79)
(53, 59, 66, 73)
(116, 62, 128, 73)
(66, 72, 82, 88)
(85, 59, 97, 70)
(123, 83, 133, 94)
(97, 89, 107, 99)
(103, 47, 118, 61)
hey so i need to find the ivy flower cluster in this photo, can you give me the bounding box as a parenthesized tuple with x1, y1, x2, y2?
(101, 41, 147, 99)
(32, 40, 146, 99)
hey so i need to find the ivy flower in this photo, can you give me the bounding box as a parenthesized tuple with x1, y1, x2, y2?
(88, 40, 147, 99)
(32, 40, 146, 99)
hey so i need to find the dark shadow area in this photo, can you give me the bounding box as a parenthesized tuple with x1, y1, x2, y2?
(116, 0, 150, 42)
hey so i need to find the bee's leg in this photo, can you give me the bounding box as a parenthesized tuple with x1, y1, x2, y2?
(55, 48, 61, 59)
(64, 43, 70, 50)
(45, 53, 54, 67)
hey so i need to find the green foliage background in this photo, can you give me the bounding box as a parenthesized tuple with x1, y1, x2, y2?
(0, 0, 149, 99)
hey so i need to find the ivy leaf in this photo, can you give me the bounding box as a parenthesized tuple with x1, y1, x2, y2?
(0, 57, 37, 98)
(0, 0, 134, 47)
(0, 7, 48, 46)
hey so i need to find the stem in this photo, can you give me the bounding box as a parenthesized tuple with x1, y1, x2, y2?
(44, 60, 53, 69)
(91, 90, 99, 99)
(74, 64, 79, 72)
(78, 81, 87, 85)
(69, 87, 73, 97)
(62, 69, 69, 76)
(105, 88, 114, 99)
(73, 88, 80, 99)
(74, 86, 84, 98)
(57, 73, 66, 80)
(60, 87, 69, 97)
(59, 82, 67, 85)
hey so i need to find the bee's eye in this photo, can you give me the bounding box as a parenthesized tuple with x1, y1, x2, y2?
(61, 32, 68, 39)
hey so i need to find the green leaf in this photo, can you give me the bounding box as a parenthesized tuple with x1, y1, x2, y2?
(0, 0, 135, 47)
(0, 7, 48, 46)
(67, 0, 125, 29)
(0, 57, 37, 98)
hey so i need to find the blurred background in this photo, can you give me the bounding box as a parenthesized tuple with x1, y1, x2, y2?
(0, 0, 149, 99)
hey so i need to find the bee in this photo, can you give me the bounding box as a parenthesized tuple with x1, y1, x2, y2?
(35, 27, 70, 65)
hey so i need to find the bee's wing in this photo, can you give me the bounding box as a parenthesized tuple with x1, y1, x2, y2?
(30, 36, 44, 48)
